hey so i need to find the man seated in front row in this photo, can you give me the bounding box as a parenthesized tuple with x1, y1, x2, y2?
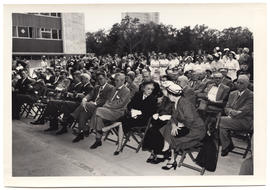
(89, 73, 131, 149)
(67, 71, 114, 143)
(219, 74, 253, 157)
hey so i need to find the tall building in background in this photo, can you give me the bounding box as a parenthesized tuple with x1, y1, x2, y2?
(12, 13, 86, 56)
(121, 12, 159, 24)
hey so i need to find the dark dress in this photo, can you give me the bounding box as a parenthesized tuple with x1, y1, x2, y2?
(160, 96, 206, 151)
(142, 96, 174, 154)
(121, 91, 158, 133)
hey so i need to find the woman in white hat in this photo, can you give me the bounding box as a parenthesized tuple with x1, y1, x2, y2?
(160, 83, 206, 170)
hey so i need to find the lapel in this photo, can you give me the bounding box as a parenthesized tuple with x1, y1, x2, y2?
(234, 89, 248, 108)
(216, 84, 223, 101)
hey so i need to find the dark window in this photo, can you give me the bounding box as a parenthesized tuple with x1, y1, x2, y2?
(58, 30, 62, 39)
(12, 26, 17, 37)
(57, 13, 61, 17)
(36, 28, 41, 38)
(52, 29, 58, 39)
(40, 13, 50, 16)
(29, 27, 33, 38)
(18, 26, 29, 38)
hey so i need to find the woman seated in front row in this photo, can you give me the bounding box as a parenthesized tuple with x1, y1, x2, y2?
(142, 89, 174, 164)
(103, 81, 159, 155)
(159, 83, 206, 170)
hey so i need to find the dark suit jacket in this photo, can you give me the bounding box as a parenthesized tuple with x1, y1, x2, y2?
(224, 89, 253, 125)
(15, 77, 33, 94)
(127, 91, 158, 121)
(84, 83, 114, 107)
(215, 84, 230, 102)
(126, 82, 138, 98)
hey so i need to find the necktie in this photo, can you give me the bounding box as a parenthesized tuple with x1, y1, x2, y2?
(95, 86, 103, 102)
(111, 89, 120, 101)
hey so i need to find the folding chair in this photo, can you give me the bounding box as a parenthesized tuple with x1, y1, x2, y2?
(230, 129, 253, 159)
(103, 121, 120, 145)
(177, 146, 206, 175)
(121, 117, 152, 153)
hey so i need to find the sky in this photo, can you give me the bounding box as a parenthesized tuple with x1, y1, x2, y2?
(83, 4, 255, 33)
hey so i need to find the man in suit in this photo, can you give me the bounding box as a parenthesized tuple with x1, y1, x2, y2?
(12, 69, 36, 119)
(219, 74, 253, 156)
(31, 72, 92, 133)
(126, 71, 138, 98)
(196, 72, 230, 112)
(88, 73, 131, 148)
(69, 71, 114, 142)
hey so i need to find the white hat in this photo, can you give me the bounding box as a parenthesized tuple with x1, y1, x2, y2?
(243, 47, 250, 53)
(167, 83, 183, 95)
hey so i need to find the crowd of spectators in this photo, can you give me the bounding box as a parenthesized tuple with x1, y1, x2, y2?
(11, 46, 253, 173)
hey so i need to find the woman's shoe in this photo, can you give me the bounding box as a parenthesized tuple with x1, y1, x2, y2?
(161, 161, 177, 170)
(146, 154, 156, 163)
(151, 157, 165, 164)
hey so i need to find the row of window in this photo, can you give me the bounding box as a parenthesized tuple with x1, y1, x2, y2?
(27, 13, 61, 17)
(13, 26, 62, 40)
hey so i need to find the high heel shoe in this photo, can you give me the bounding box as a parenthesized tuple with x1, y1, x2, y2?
(161, 161, 177, 170)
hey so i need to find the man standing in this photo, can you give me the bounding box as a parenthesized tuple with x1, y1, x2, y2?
(89, 73, 131, 149)
(219, 75, 253, 157)
(70, 71, 114, 142)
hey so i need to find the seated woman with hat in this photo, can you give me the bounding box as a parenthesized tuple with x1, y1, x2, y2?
(159, 83, 206, 170)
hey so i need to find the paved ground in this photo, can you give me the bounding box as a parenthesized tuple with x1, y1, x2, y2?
(12, 118, 249, 176)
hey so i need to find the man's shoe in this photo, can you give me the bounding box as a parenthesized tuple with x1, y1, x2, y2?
(221, 143, 235, 157)
(31, 119, 45, 125)
(72, 133, 84, 143)
(44, 126, 58, 132)
(55, 127, 68, 135)
(89, 141, 102, 149)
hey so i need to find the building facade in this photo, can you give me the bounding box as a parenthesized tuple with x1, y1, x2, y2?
(121, 12, 159, 24)
(12, 13, 86, 55)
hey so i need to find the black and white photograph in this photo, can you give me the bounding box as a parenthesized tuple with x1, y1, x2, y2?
(2, 2, 268, 188)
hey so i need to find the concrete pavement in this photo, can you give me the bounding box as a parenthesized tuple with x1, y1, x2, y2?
(12, 118, 248, 176)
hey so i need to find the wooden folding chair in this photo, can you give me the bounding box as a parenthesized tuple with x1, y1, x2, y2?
(177, 146, 206, 175)
(121, 117, 152, 153)
(230, 129, 253, 159)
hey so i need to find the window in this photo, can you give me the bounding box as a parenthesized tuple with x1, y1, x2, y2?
(12, 26, 17, 37)
(40, 13, 50, 16)
(57, 13, 61, 17)
(52, 29, 58, 39)
(58, 30, 62, 39)
(51, 13, 57, 17)
(41, 28, 52, 39)
(18, 26, 29, 37)
(36, 28, 41, 38)
(29, 27, 33, 38)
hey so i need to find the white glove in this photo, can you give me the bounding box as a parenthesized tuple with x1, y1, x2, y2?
(152, 113, 159, 120)
(159, 115, 171, 121)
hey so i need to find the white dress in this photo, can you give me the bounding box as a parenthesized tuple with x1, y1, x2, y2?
(184, 63, 195, 73)
(224, 59, 240, 81)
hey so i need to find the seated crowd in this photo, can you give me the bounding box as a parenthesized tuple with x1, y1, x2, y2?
(12, 46, 253, 171)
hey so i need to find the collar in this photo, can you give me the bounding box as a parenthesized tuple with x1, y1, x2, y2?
(239, 89, 246, 97)
(100, 83, 107, 90)
(83, 82, 89, 87)
(116, 84, 124, 90)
